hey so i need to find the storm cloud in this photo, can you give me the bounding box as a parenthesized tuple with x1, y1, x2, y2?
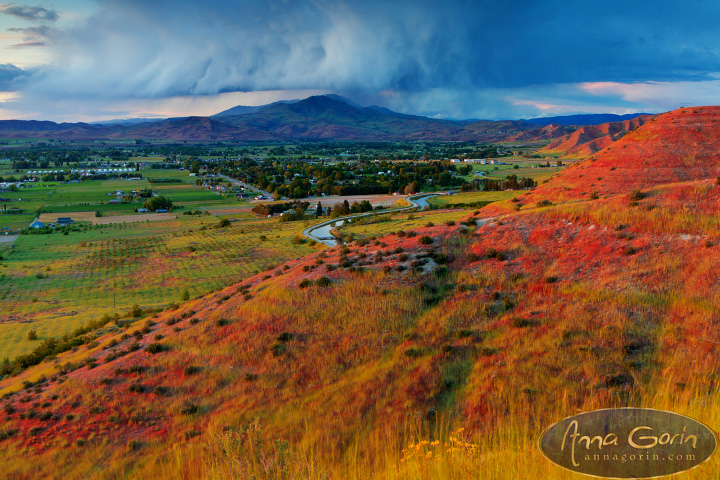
(10, 0, 720, 119)
(0, 63, 31, 89)
(0, 4, 58, 22)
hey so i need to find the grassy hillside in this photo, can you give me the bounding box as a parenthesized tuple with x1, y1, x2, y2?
(0, 184, 719, 478)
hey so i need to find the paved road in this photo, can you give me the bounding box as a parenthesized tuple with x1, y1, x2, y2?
(219, 175, 274, 199)
(302, 193, 440, 247)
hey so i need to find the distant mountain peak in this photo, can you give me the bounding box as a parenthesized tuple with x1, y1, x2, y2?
(320, 94, 364, 109)
(212, 99, 300, 117)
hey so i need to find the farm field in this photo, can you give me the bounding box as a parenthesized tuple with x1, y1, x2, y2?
(0, 183, 57, 230)
(0, 215, 318, 360)
(0, 168, 253, 231)
(428, 190, 518, 208)
(37, 212, 177, 225)
(340, 209, 469, 239)
(459, 158, 571, 184)
(128, 156, 167, 163)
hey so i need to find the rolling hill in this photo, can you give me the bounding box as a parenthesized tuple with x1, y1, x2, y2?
(504, 123, 574, 143)
(527, 106, 720, 200)
(537, 114, 653, 158)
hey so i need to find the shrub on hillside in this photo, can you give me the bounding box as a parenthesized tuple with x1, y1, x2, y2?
(623, 245, 637, 255)
(180, 402, 199, 415)
(511, 317, 539, 328)
(128, 383, 146, 393)
(485, 248, 505, 261)
(628, 189, 646, 201)
(153, 386, 169, 396)
(418, 235, 433, 245)
(145, 343, 163, 354)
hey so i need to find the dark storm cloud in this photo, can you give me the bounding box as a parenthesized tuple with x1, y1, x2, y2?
(15, 0, 720, 118)
(0, 4, 59, 21)
(0, 63, 31, 89)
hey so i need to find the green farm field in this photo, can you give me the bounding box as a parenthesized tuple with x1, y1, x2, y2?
(128, 156, 167, 163)
(428, 190, 518, 207)
(459, 158, 571, 183)
(0, 214, 319, 360)
(0, 168, 251, 230)
(340, 209, 469, 239)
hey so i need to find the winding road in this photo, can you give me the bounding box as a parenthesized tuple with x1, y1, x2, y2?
(302, 193, 441, 247)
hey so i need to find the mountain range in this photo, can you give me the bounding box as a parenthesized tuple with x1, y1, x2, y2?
(0, 95, 649, 143)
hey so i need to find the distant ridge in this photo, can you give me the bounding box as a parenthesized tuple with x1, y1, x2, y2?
(505, 123, 573, 143)
(0, 95, 538, 142)
(90, 118, 166, 126)
(538, 115, 652, 158)
(522, 113, 651, 126)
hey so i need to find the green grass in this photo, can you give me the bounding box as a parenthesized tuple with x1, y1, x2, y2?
(457, 158, 572, 183)
(341, 210, 468, 239)
(129, 156, 167, 163)
(0, 215, 318, 359)
(0, 169, 246, 230)
(428, 191, 518, 207)
(0, 184, 56, 229)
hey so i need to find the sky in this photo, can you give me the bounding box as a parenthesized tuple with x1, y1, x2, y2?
(1, 0, 720, 122)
